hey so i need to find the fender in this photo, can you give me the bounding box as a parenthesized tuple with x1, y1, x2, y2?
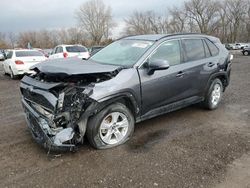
(96, 91, 140, 118)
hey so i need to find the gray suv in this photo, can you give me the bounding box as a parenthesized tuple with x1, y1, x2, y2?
(20, 34, 233, 150)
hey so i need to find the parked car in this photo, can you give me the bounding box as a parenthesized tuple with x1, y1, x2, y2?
(49, 45, 90, 60)
(89, 46, 104, 56)
(242, 47, 250, 56)
(235, 43, 248, 50)
(20, 34, 233, 151)
(2, 49, 47, 79)
(0, 51, 5, 61)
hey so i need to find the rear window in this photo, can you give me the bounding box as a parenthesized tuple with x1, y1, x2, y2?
(66, 46, 87, 53)
(205, 39, 219, 56)
(203, 40, 211, 57)
(183, 39, 205, 61)
(15, 51, 44, 57)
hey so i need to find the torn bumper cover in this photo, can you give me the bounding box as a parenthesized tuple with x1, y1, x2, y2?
(22, 99, 76, 151)
(20, 75, 99, 151)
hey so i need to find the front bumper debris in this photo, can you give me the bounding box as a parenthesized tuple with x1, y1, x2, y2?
(22, 98, 76, 151)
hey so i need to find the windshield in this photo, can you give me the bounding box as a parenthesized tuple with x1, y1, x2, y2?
(15, 51, 44, 57)
(90, 40, 153, 66)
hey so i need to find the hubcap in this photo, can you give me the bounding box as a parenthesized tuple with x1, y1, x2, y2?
(211, 83, 221, 106)
(99, 112, 129, 145)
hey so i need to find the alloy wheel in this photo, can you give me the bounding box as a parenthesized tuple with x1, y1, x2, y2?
(99, 112, 129, 145)
(211, 83, 221, 106)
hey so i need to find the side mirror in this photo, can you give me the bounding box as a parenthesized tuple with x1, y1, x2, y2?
(146, 59, 170, 75)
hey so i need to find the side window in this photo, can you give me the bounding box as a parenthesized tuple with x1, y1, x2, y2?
(51, 48, 56, 54)
(203, 40, 211, 58)
(205, 39, 219, 56)
(183, 39, 205, 61)
(55, 47, 59, 54)
(55, 47, 63, 54)
(150, 40, 181, 66)
(58, 47, 63, 53)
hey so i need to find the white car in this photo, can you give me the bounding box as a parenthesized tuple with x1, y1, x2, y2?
(2, 49, 47, 79)
(235, 43, 248, 50)
(49, 45, 90, 60)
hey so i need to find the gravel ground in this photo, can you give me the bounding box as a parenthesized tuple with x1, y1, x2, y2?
(0, 55, 249, 188)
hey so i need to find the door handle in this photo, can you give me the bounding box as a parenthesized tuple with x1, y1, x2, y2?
(176, 71, 184, 78)
(207, 62, 215, 67)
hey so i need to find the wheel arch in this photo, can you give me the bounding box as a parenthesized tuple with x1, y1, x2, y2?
(96, 92, 140, 120)
(204, 72, 228, 95)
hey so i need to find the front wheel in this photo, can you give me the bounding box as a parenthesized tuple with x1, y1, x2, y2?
(86, 103, 134, 149)
(202, 78, 223, 110)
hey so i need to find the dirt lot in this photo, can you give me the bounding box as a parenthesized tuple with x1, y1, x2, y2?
(0, 55, 249, 188)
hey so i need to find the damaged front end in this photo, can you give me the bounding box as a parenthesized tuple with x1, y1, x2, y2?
(20, 68, 118, 151)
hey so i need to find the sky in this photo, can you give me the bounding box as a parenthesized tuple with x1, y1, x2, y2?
(0, 0, 184, 37)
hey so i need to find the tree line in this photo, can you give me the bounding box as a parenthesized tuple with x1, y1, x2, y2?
(0, 0, 249, 49)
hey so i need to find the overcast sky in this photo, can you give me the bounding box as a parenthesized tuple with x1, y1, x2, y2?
(0, 0, 184, 37)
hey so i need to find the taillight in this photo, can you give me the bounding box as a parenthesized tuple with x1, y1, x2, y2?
(63, 52, 68, 58)
(15, 60, 24, 65)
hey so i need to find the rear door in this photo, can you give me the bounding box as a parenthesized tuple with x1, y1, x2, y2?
(56, 46, 64, 58)
(181, 38, 220, 96)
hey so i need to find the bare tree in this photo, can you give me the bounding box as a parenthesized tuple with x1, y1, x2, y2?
(168, 7, 187, 33)
(124, 11, 168, 35)
(7, 32, 16, 48)
(184, 0, 220, 34)
(75, 0, 115, 45)
(17, 31, 37, 48)
(244, 1, 250, 41)
(225, 0, 248, 42)
(0, 33, 9, 49)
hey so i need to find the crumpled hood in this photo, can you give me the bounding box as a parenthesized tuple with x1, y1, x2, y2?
(30, 57, 121, 75)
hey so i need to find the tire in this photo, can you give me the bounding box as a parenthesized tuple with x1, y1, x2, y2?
(9, 67, 17, 79)
(86, 103, 134, 149)
(202, 78, 223, 110)
(243, 51, 249, 56)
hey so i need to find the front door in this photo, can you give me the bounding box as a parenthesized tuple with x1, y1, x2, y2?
(138, 39, 194, 116)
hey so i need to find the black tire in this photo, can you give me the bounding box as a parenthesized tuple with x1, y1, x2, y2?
(10, 68, 17, 79)
(202, 78, 223, 110)
(86, 103, 134, 149)
(243, 51, 249, 56)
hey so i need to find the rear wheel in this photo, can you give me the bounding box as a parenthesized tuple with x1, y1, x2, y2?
(86, 103, 134, 149)
(202, 78, 223, 110)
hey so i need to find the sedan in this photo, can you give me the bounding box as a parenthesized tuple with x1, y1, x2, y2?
(2, 49, 47, 79)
